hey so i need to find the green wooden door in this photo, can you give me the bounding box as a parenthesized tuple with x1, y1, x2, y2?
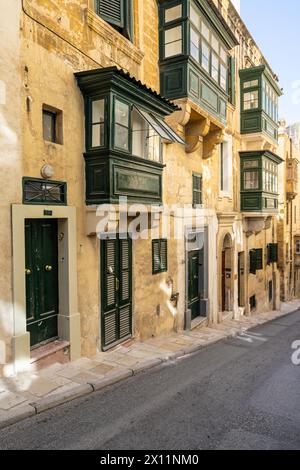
(188, 251, 201, 320)
(25, 219, 59, 348)
(101, 237, 132, 350)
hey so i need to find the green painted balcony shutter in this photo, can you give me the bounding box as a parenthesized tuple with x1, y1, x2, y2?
(255, 249, 263, 270)
(249, 249, 257, 275)
(193, 174, 202, 206)
(152, 239, 168, 274)
(267, 243, 278, 264)
(95, 0, 133, 41)
(228, 56, 236, 106)
(96, 0, 124, 28)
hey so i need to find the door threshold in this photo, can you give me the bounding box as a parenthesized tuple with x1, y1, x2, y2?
(30, 339, 70, 364)
(191, 316, 208, 330)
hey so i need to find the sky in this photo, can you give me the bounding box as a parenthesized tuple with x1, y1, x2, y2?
(240, 0, 300, 125)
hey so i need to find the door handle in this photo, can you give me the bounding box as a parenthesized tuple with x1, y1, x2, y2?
(25, 269, 32, 276)
(116, 278, 120, 292)
(45, 265, 53, 272)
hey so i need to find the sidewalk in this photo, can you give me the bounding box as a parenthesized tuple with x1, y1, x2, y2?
(1, 300, 299, 430)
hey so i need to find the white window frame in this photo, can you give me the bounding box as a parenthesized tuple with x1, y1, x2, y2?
(219, 134, 233, 198)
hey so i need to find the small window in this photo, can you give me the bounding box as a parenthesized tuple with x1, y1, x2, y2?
(164, 26, 182, 58)
(92, 99, 105, 148)
(243, 91, 259, 110)
(193, 173, 202, 206)
(114, 99, 130, 151)
(95, 0, 133, 41)
(295, 240, 300, 255)
(165, 4, 182, 23)
(43, 106, 63, 144)
(152, 239, 168, 274)
(23, 177, 67, 205)
(249, 295, 257, 311)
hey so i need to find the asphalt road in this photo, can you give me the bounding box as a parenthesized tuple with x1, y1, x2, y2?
(1, 310, 300, 450)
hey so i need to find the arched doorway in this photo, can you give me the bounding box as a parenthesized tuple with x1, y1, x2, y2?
(221, 234, 233, 313)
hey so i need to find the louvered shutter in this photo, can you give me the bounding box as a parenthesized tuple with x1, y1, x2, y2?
(193, 174, 202, 206)
(249, 249, 257, 275)
(255, 249, 263, 270)
(102, 239, 118, 347)
(96, 0, 124, 28)
(152, 240, 161, 274)
(160, 239, 168, 272)
(119, 238, 132, 340)
(267, 243, 278, 264)
(152, 239, 168, 274)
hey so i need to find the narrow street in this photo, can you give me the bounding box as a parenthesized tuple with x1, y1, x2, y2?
(0, 310, 300, 450)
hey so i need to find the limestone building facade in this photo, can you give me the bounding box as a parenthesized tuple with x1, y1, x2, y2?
(0, 0, 298, 375)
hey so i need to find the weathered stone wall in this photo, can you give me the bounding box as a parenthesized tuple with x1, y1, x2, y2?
(0, 0, 22, 375)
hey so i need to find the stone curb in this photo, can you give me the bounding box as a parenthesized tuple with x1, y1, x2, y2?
(131, 358, 163, 375)
(0, 306, 299, 430)
(88, 369, 133, 392)
(0, 405, 36, 430)
(31, 383, 94, 414)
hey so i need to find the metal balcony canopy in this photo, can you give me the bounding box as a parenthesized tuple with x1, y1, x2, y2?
(135, 107, 185, 145)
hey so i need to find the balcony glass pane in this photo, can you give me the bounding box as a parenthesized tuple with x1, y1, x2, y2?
(244, 80, 259, 89)
(201, 22, 209, 41)
(165, 4, 182, 23)
(244, 171, 259, 190)
(164, 26, 182, 58)
(115, 100, 129, 125)
(201, 40, 210, 72)
(92, 123, 104, 147)
(220, 63, 227, 90)
(190, 3, 201, 29)
(190, 27, 200, 60)
(115, 124, 129, 151)
(211, 53, 219, 82)
(243, 91, 259, 110)
(92, 99, 105, 124)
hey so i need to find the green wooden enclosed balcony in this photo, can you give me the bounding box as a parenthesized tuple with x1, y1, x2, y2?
(239, 65, 282, 142)
(240, 150, 283, 213)
(75, 67, 184, 205)
(158, 0, 238, 126)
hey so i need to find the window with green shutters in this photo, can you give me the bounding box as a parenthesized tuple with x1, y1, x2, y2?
(152, 239, 168, 274)
(95, 0, 133, 41)
(249, 248, 263, 274)
(255, 249, 263, 270)
(267, 243, 278, 264)
(249, 249, 257, 275)
(193, 173, 202, 207)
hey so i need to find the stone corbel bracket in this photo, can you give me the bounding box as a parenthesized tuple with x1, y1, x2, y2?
(185, 117, 210, 154)
(166, 100, 225, 156)
(203, 129, 225, 159)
